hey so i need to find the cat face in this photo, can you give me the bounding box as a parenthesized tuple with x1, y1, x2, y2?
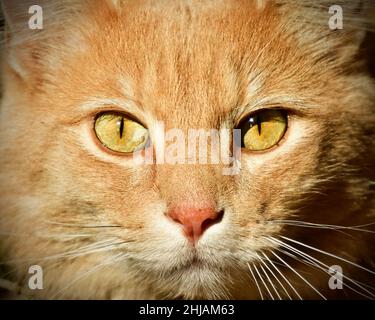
(0, 0, 374, 299)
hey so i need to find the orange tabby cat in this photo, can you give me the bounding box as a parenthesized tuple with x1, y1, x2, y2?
(0, 0, 374, 299)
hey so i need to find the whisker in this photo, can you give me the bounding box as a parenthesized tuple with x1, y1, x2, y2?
(51, 252, 124, 299)
(0, 239, 128, 264)
(247, 263, 264, 300)
(270, 220, 375, 234)
(270, 250, 327, 300)
(256, 252, 289, 300)
(44, 220, 123, 228)
(352, 222, 375, 229)
(258, 257, 281, 300)
(253, 263, 274, 300)
(281, 236, 375, 276)
(268, 237, 375, 299)
(275, 246, 375, 300)
(0, 278, 18, 293)
(261, 252, 298, 300)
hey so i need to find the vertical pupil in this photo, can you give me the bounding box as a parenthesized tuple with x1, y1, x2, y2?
(256, 116, 262, 135)
(118, 117, 125, 138)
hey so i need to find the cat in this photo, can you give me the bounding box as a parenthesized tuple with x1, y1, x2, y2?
(0, 0, 374, 300)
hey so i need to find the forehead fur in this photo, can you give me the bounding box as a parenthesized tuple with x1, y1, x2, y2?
(3, 0, 372, 126)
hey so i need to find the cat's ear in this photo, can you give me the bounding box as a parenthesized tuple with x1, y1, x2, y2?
(279, 0, 374, 65)
(1, 0, 43, 31)
(1, 0, 83, 80)
(1, 1, 46, 80)
(325, 1, 374, 64)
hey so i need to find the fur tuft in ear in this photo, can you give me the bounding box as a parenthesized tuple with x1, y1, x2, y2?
(276, 0, 375, 66)
(1, 0, 86, 81)
(1, 0, 44, 31)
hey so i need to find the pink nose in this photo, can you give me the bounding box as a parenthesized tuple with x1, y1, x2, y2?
(167, 206, 224, 243)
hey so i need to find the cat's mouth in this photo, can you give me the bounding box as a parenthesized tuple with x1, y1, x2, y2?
(182, 255, 202, 268)
(177, 259, 210, 275)
(174, 248, 223, 273)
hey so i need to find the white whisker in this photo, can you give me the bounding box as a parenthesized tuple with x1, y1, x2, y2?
(51, 252, 124, 299)
(258, 257, 282, 300)
(269, 236, 375, 299)
(253, 263, 274, 300)
(270, 220, 375, 234)
(0, 239, 127, 265)
(257, 252, 291, 300)
(261, 252, 299, 300)
(44, 220, 122, 228)
(281, 236, 375, 276)
(248, 263, 264, 300)
(270, 250, 327, 300)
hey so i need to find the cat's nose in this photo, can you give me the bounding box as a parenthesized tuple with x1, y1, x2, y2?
(167, 206, 224, 244)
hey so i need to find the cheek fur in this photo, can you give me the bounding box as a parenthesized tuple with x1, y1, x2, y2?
(0, 0, 374, 300)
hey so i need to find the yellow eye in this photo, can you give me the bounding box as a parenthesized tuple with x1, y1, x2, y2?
(240, 109, 287, 151)
(94, 113, 149, 153)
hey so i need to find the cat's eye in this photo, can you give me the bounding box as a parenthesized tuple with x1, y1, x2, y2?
(94, 112, 149, 153)
(239, 109, 287, 151)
